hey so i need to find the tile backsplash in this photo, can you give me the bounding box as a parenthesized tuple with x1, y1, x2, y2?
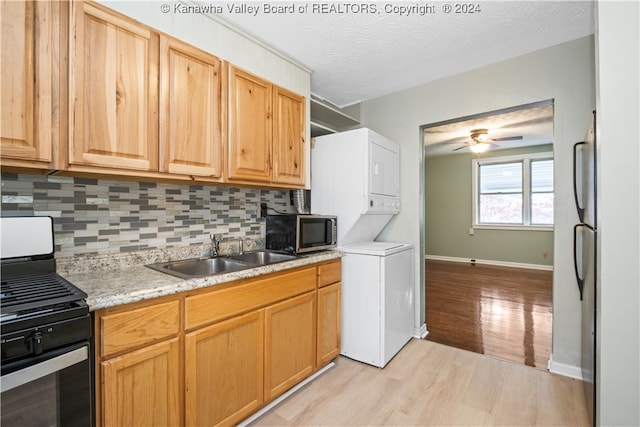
(1, 173, 293, 259)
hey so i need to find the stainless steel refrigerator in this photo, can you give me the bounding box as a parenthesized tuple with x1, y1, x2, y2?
(573, 110, 597, 426)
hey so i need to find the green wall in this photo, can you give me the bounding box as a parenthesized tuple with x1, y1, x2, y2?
(425, 144, 554, 266)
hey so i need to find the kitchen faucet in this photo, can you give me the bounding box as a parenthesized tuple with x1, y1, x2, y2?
(210, 233, 220, 257)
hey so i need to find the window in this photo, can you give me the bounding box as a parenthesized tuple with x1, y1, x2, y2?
(473, 153, 554, 229)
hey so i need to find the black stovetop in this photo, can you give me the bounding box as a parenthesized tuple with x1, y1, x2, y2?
(1, 272, 87, 317)
(0, 259, 88, 333)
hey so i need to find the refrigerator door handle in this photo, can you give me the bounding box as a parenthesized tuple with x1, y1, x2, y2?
(573, 223, 585, 301)
(573, 141, 586, 222)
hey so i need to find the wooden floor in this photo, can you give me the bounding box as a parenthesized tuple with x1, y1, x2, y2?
(250, 339, 589, 426)
(425, 260, 553, 369)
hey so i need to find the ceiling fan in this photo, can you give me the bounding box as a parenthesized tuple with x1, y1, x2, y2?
(452, 128, 523, 153)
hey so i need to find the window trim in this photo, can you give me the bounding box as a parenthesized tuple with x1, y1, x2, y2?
(472, 152, 554, 231)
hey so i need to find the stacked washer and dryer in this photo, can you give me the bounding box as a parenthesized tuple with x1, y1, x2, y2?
(311, 128, 414, 368)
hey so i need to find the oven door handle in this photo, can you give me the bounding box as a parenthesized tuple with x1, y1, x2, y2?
(1, 346, 88, 393)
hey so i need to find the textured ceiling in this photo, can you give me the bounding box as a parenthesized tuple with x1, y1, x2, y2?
(424, 102, 554, 156)
(221, 1, 594, 107)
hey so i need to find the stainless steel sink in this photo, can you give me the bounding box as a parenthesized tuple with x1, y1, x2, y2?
(146, 250, 298, 279)
(147, 257, 250, 279)
(227, 250, 297, 265)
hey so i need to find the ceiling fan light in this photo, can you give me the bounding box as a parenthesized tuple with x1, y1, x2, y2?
(475, 132, 491, 142)
(470, 129, 491, 142)
(470, 143, 489, 153)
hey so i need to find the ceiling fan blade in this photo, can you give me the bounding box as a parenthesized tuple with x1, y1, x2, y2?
(493, 135, 523, 142)
(452, 145, 468, 151)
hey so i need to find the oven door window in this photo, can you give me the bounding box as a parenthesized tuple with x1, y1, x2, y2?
(1, 345, 92, 427)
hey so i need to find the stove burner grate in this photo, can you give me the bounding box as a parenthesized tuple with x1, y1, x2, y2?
(0, 273, 88, 316)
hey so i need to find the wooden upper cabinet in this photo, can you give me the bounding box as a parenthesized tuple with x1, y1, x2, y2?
(228, 65, 306, 187)
(0, 1, 53, 167)
(273, 86, 306, 186)
(159, 36, 224, 179)
(228, 65, 272, 182)
(68, 2, 159, 171)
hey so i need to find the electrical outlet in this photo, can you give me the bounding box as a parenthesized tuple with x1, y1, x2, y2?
(260, 203, 268, 217)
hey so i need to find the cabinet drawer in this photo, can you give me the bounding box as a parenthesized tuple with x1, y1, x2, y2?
(186, 267, 316, 330)
(317, 260, 341, 288)
(100, 300, 181, 358)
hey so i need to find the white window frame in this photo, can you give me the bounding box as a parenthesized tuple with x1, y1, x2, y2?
(472, 152, 554, 231)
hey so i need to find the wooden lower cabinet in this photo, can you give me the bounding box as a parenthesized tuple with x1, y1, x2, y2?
(185, 310, 264, 427)
(264, 291, 316, 401)
(317, 282, 341, 367)
(317, 259, 342, 367)
(96, 261, 341, 426)
(101, 337, 181, 427)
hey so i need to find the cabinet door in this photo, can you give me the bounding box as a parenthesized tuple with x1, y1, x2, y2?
(159, 36, 224, 178)
(317, 282, 341, 367)
(228, 66, 272, 182)
(102, 338, 181, 427)
(185, 310, 264, 427)
(272, 86, 306, 186)
(69, 2, 158, 171)
(264, 291, 315, 401)
(0, 1, 52, 166)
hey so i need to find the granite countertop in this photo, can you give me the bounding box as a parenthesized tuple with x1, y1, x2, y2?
(62, 250, 342, 311)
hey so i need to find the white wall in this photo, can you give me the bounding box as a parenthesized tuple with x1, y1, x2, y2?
(360, 36, 595, 370)
(595, 1, 640, 425)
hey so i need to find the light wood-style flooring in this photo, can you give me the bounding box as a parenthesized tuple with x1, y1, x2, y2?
(425, 260, 553, 369)
(250, 339, 589, 426)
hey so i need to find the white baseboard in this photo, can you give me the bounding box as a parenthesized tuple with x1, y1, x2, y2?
(414, 323, 428, 339)
(237, 361, 336, 426)
(548, 353, 584, 380)
(425, 254, 554, 271)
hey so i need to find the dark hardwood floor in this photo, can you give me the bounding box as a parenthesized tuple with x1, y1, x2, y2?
(425, 259, 553, 369)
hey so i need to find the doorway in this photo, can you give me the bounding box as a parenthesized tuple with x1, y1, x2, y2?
(421, 100, 554, 369)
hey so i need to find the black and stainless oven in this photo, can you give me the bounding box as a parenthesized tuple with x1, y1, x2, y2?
(1, 216, 92, 427)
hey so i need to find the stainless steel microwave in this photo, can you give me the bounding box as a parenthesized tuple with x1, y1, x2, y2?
(266, 214, 337, 254)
